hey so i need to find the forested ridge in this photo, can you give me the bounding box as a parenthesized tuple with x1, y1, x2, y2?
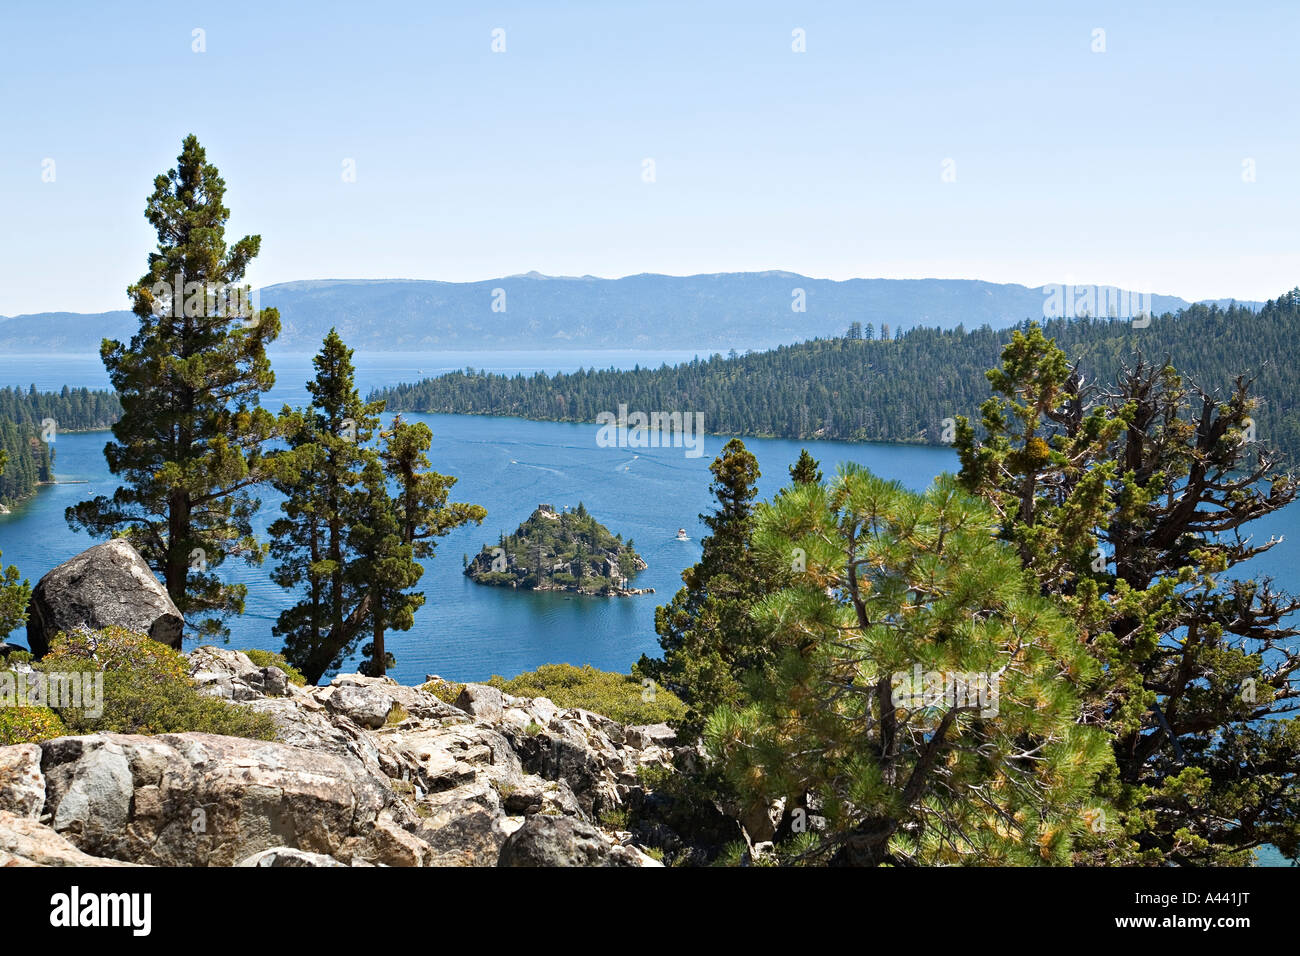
(0, 384, 121, 432)
(0, 423, 52, 507)
(0, 386, 120, 507)
(374, 291, 1300, 460)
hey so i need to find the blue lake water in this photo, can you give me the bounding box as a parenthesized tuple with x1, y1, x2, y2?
(0, 350, 959, 684)
(0, 414, 958, 682)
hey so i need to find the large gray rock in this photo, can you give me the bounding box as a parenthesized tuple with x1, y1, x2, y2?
(326, 682, 398, 729)
(626, 723, 678, 749)
(189, 646, 292, 701)
(0, 810, 140, 867)
(0, 646, 687, 867)
(0, 744, 45, 818)
(26, 540, 184, 656)
(454, 683, 505, 721)
(413, 798, 521, 866)
(38, 732, 392, 866)
(238, 847, 347, 867)
(497, 815, 647, 867)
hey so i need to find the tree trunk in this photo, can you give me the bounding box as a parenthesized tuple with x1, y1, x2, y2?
(370, 604, 386, 677)
(165, 492, 190, 611)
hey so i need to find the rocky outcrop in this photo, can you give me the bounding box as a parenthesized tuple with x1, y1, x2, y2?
(35, 732, 392, 866)
(0, 647, 682, 867)
(326, 681, 401, 729)
(0, 810, 139, 867)
(189, 646, 293, 701)
(25, 540, 184, 656)
(498, 815, 655, 867)
(0, 743, 45, 819)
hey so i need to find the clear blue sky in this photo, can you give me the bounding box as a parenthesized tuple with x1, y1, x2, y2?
(1, 0, 1296, 315)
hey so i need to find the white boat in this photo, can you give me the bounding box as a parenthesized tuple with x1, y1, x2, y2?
(676, 528, 688, 541)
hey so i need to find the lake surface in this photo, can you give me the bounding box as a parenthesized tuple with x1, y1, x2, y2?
(0, 350, 961, 684)
(0, 414, 958, 682)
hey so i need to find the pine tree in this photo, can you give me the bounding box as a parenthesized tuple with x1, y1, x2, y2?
(639, 438, 782, 735)
(956, 324, 1300, 864)
(353, 417, 486, 677)
(349, 455, 419, 679)
(268, 331, 382, 683)
(788, 448, 823, 485)
(380, 416, 487, 565)
(66, 135, 280, 638)
(268, 349, 485, 682)
(706, 467, 1109, 865)
(0, 451, 32, 638)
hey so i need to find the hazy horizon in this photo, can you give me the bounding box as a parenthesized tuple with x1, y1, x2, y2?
(3, 0, 1296, 315)
(0, 270, 1266, 321)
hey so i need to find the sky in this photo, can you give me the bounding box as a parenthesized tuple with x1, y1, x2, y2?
(1, 0, 1297, 316)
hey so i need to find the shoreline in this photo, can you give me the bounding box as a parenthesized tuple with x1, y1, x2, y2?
(377, 405, 942, 451)
(468, 578, 655, 598)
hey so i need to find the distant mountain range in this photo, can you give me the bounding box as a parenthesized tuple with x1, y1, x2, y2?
(0, 273, 1261, 352)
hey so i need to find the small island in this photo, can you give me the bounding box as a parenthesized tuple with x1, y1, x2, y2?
(465, 503, 653, 597)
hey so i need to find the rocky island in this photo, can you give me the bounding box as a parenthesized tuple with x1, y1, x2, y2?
(464, 503, 652, 596)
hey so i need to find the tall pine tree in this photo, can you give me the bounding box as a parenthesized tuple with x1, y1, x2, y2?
(708, 468, 1108, 865)
(270, 346, 485, 681)
(349, 453, 420, 678)
(269, 331, 382, 683)
(639, 438, 783, 735)
(789, 448, 823, 485)
(359, 416, 486, 676)
(67, 135, 280, 639)
(0, 450, 32, 639)
(956, 324, 1300, 864)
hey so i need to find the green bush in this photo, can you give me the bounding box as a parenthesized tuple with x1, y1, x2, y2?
(596, 805, 630, 829)
(421, 678, 465, 705)
(1, 651, 63, 744)
(240, 648, 307, 686)
(40, 627, 277, 740)
(0, 704, 66, 745)
(486, 663, 687, 725)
